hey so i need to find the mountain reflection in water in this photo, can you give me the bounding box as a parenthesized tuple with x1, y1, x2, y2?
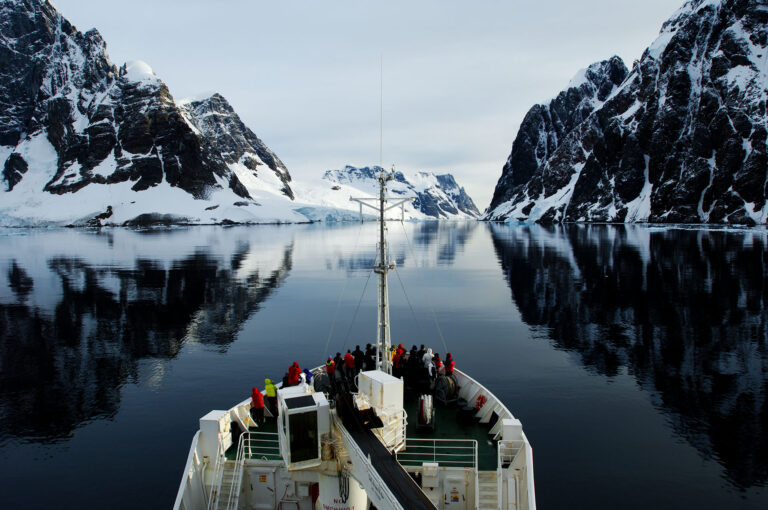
(491, 224, 768, 490)
(0, 223, 765, 510)
(0, 229, 292, 443)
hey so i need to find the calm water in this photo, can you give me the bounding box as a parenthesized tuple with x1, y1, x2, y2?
(0, 222, 766, 509)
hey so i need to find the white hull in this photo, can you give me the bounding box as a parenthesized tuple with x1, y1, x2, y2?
(173, 368, 536, 510)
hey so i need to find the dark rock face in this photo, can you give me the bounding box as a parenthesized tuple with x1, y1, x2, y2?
(489, 57, 629, 210)
(487, 0, 768, 225)
(0, 0, 290, 203)
(2, 153, 28, 191)
(180, 94, 294, 199)
(324, 165, 480, 218)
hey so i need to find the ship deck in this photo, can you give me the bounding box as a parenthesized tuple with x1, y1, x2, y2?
(225, 383, 501, 472)
(403, 393, 499, 471)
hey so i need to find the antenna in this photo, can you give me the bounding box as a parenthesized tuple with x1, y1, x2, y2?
(379, 54, 383, 167)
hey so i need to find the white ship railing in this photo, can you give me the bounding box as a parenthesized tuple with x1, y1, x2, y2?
(223, 435, 248, 510)
(376, 409, 408, 451)
(396, 438, 478, 468)
(497, 439, 528, 510)
(498, 440, 524, 467)
(172, 431, 206, 510)
(205, 436, 227, 510)
(241, 431, 281, 461)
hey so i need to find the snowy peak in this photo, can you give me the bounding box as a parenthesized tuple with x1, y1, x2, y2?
(487, 56, 628, 212)
(487, 0, 768, 225)
(565, 56, 629, 101)
(0, 0, 116, 147)
(322, 165, 480, 219)
(0, 0, 301, 226)
(179, 93, 295, 200)
(120, 60, 161, 85)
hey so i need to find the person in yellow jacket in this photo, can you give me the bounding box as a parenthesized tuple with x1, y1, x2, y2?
(264, 378, 278, 417)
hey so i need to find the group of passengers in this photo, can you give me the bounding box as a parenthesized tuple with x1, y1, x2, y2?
(392, 344, 454, 392)
(250, 346, 456, 427)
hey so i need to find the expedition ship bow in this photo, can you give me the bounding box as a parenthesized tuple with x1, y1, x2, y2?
(173, 170, 536, 510)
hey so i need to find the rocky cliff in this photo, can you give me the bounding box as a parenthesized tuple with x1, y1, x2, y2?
(486, 0, 768, 225)
(0, 0, 300, 226)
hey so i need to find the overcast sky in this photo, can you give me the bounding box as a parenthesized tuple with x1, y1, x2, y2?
(52, 0, 682, 209)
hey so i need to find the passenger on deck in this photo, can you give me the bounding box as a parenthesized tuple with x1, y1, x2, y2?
(417, 344, 426, 361)
(324, 358, 336, 392)
(364, 344, 375, 370)
(445, 353, 455, 376)
(302, 368, 314, 384)
(333, 352, 343, 379)
(392, 347, 402, 378)
(422, 348, 435, 378)
(406, 345, 420, 386)
(281, 372, 290, 387)
(288, 362, 301, 386)
(264, 378, 278, 417)
(344, 350, 355, 381)
(251, 387, 265, 427)
(353, 345, 364, 375)
(434, 353, 442, 374)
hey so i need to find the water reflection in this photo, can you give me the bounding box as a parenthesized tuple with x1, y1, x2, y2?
(326, 221, 478, 272)
(0, 230, 293, 443)
(0, 221, 471, 445)
(490, 224, 768, 489)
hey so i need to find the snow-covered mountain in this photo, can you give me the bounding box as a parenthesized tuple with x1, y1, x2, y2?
(0, 0, 304, 226)
(293, 165, 480, 221)
(179, 93, 294, 200)
(486, 0, 768, 225)
(0, 1, 479, 226)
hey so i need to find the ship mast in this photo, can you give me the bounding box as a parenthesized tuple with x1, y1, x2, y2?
(374, 170, 394, 372)
(349, 168, 413, 374)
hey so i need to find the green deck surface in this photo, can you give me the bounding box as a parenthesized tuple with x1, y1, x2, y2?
(403, 394, 498, 471)
(225, 417, 281, 460)
(225, 398, 498, 470)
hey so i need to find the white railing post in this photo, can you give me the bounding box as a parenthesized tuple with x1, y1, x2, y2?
(474, 440, 479, 510)
(395, 438, 478, 469)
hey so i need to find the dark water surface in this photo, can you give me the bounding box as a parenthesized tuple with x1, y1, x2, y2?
(0, 223, 766, 509)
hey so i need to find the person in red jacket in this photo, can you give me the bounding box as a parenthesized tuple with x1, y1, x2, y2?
(434, 353, 442, 374)
(344, 350, 355, 382)
(325, 357, 336, 392)
(392, 348, 402, 378)
(288, 362, 301, 386)
(444, 353, 455, 376)
(251, 387, 265, 426)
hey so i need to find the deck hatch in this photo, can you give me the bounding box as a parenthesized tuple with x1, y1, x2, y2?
(285, 395, 316, 409)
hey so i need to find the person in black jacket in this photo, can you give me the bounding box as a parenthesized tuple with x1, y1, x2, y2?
(353, 345, 364, 376)
(406, 345, 419, 387)
(333, 352, 343, 380)
(364, 343, 375, 371)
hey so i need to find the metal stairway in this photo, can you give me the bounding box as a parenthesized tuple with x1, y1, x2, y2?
(478, 471, 499, 510)
(208, 459, 242, 510)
